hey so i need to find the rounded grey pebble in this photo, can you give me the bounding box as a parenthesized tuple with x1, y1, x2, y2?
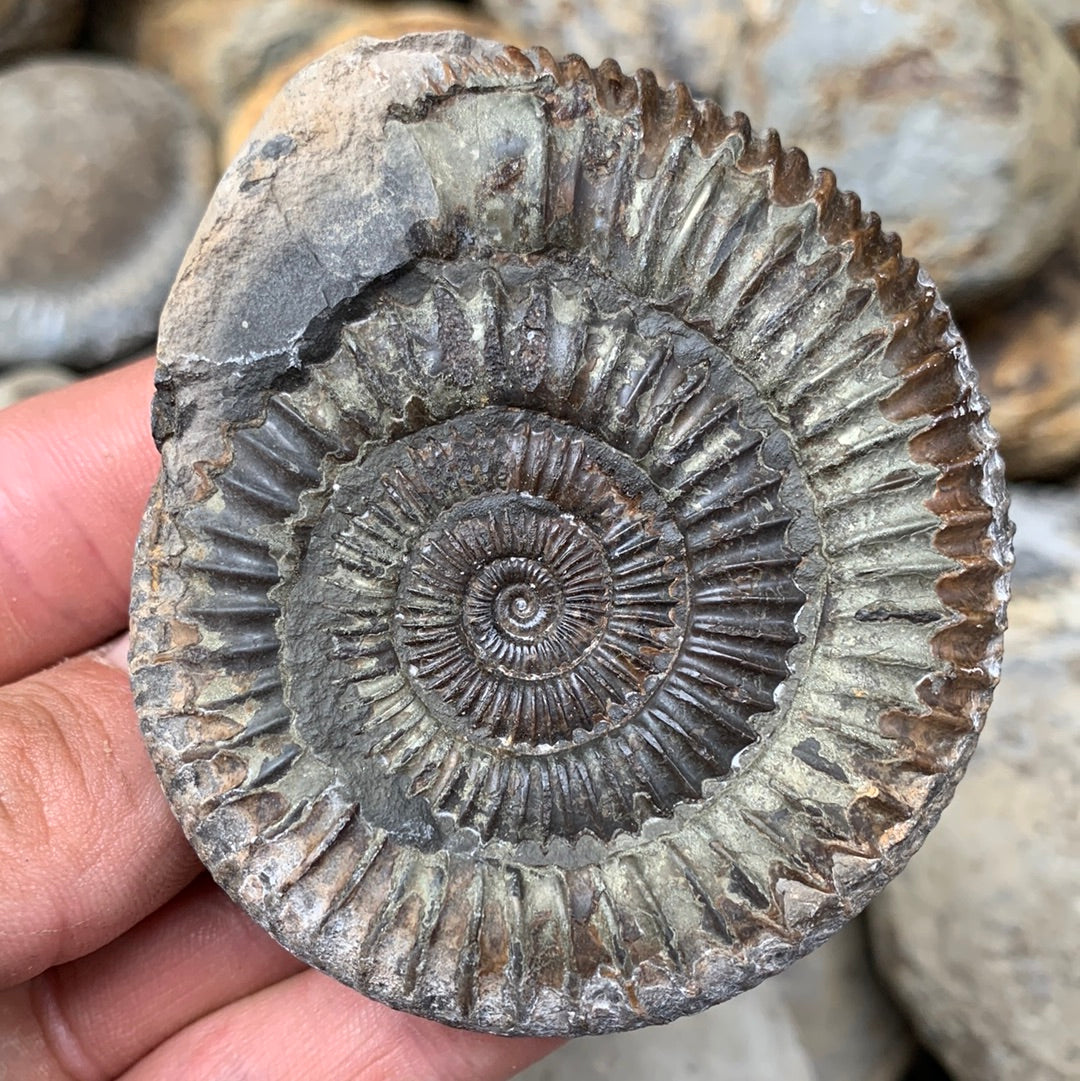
(0, 57, 215, 370)
(0, 0, 84, 60)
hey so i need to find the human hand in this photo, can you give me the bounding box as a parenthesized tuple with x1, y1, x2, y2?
(0, 359, 560, 1079)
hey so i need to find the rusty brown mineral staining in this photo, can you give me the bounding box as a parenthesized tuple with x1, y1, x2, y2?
(480, 0, 1080, 312)
(129, 34, 1012, 1037)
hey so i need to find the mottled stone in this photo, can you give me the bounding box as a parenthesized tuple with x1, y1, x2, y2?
(871, 485, 1080, 1081)
(0, 0, 83, 60)
(520, 917, 914, 1081)
(779, 917, 915, 1081)
(1029, 0, 1080, 53)
(0, 57, 215, 370)
(481, 0, 736, 90)
(0, 365, 75, 411)
(129, 33, 1009, 1037)
(482, 0, 1080, 310)
(964, 239, 1080, 480)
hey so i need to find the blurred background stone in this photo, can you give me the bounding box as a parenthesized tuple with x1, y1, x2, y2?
(0, 0, 84, 61)
(1029, 0, 1080, 52)
(0, 365, 75, 410)
(870, 485, 1080, 1081)
(480, 0, 731, 92)
(519, 982, 818, 1081)
(519, 917, 915, 1081)
(0, 56, 215, 370)
(89, 0, 502, 166)
(964, 237, 1080, 480)
(716, 0, 1080, 311)
(482, 0, 1080, 312)
(220, 2, 503, 163)
(90, 0, 364, 123)
(779, 918, 915, 1081)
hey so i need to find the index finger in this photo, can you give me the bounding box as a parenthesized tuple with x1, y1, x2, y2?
(0, 357, 158, 685)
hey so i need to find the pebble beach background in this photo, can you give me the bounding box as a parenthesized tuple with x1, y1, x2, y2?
(1, 2, 1076, 1079)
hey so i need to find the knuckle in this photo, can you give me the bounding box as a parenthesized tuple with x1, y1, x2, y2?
(0, 665, 121, 984)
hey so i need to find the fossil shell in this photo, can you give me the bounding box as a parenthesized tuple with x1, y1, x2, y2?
(219, 4, 508, 165)
(88, 0, 505, 165)
(130, 33, 1011, 1036)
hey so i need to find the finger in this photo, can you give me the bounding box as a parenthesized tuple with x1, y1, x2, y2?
(1, 876, 304, 1081)
(0, 356, 157, 685)
(0, 646, 200, 988)
(121, 968, 561, 1081)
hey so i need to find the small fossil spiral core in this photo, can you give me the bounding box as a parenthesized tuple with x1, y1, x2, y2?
(131, 34, 1011, 1036)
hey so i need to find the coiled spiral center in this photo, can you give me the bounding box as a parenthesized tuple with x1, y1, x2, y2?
(378, 418, 687, 750)
(273, 256, 811, 844)
(468, 558, 581, 662)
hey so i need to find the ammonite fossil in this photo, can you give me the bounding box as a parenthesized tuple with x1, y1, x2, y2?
(130, 33, 1012, 1036)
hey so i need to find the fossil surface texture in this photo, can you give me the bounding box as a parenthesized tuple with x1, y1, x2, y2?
(871, 487, 1080, 1081)
(130, 33, 1011, 1037)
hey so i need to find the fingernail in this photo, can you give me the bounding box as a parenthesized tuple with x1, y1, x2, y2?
(96, 632, 131, 670)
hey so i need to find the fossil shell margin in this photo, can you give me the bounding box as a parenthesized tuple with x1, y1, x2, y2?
(130, 32, 1012, 1036)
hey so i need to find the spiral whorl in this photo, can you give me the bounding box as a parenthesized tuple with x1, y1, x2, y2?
(131, 34, 1011, 1037)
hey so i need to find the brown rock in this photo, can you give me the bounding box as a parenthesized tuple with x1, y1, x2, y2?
(89, 0, 357, 120)
(964, 240, 1080, 480)
(0, 57, 215, 369)
(0, 0, 83, 60)
(1029, 0, 1080, 52)
(870, 485, 1080, 1081)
